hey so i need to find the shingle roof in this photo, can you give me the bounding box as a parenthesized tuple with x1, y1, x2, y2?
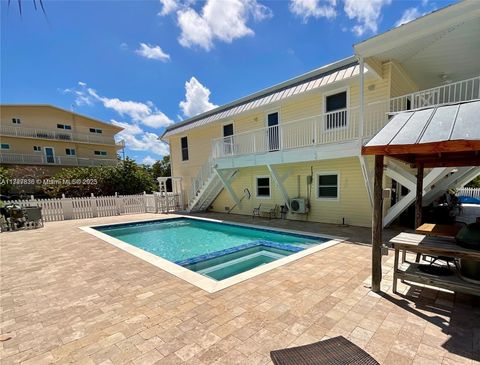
(162, 56, 361, 138)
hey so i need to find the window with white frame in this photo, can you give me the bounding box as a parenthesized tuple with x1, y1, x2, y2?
(89, 128, 102, 134)
(1, 143, 10, 150)
(325, 91, 347, 130)
(94, 150, 107, 156)
(65, 148, 76, 156)
(57, 123, 72, 130)
(12, 118, 21, 124)
(317, 173, 339, 199)
(256, 177, 271, 198)
(181, 136, 189, 161)
(33, 146, 41, 152)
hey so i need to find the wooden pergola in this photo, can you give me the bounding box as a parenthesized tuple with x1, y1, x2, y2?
(362, 100, 480, 292)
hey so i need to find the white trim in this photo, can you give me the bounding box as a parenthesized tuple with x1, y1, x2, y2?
(221, 120, 235, 136)
(255, 175, 272, 199)
(323, 87, 349, 132)
(315, 171, 340, 201)
(80, 214, 345, 293)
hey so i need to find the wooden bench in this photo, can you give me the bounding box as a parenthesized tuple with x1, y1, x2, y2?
(390, 232, 480, 296)
(252, 204, 279, 219)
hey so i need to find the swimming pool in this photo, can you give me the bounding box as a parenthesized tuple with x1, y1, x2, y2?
(83, 216, 342, 292)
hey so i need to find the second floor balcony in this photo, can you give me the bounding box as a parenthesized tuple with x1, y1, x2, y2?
(0, 125, 123, 148)
(212, 76, 479, 163)
(0, 151, 119, 167)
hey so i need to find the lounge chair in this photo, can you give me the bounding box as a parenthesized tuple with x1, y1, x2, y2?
(270, 336, 379, 365)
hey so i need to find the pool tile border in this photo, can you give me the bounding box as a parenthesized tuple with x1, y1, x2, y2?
(174, 240, 303, 266)
(81, 214, 346, 293)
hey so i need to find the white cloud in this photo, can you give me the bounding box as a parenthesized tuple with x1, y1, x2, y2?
(179, 77, 217, 118)
(112, 120, 170, 157)
(142, 156, 157, 165)
(343, 0, 392, 36)
(176, 0, 272, 51)
(395, 7, 422, 27)
(289, 0, 336, 22)
(65, 83, 175, 129)
(135, 43, 171, 62)
(159, 0, 179, 15)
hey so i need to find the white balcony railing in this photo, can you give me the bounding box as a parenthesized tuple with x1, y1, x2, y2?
(212, 105, 384, 159)
(0, 125, 120, 146)
(212, 76, 479, 159)
(0, 152, 119, 167)
(390, 76, 480, 112)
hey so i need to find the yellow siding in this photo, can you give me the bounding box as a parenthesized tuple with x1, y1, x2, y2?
(211, 157, 373, 227)
(388, 62, 418, 97)
(0, 136, 118, 159)
(1, 105, 121, 138)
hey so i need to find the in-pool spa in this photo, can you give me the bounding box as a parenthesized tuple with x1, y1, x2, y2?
(85, 217, 341, 292)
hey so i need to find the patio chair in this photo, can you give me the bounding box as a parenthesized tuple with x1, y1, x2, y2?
(252, 204, 261, 218)
(23, 206, 43, 228)
(270, 336, 379, 365)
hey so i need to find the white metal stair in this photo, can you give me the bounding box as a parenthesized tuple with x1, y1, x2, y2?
(383, 164, 479, 227)
(187, 156, 238, 212)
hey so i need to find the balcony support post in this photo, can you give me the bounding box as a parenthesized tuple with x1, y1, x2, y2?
(267, 164, 291, 210)
(358, 56, 365, 143)
(214, 168, 240, 206)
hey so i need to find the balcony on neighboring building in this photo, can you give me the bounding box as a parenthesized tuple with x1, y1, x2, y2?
(0, 125, 123, 148)
(211, 76, 479, 168)
(0, 152, 119, 167)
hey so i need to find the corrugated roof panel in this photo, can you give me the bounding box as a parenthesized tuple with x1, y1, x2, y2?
(451, 100, 480, 140)
(366, 112, 413, 147)
(420, 104, 459, 143)
(390, 109, 435, 145)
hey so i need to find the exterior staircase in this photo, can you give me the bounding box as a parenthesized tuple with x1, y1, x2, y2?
(187, 156, 238, 212)
(383, 163, 479, 227)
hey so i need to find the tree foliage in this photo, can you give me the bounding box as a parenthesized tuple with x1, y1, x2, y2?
(466, 175, 480, 188)
(43, 158, 159, 198)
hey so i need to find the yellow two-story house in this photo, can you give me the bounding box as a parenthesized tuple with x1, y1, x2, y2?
(163, 1, 479, 228)
(0, 104, 124, 174)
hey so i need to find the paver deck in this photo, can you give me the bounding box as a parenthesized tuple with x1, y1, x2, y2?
(1, 213, 479, 365)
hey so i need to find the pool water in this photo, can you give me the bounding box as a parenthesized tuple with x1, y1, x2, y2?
(95, 218, 327, 281)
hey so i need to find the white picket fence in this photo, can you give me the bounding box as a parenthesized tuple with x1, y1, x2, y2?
(458, 187, 480, 199)
(7, 192, 184, 222)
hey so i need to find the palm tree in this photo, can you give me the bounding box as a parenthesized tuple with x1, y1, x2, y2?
(8, 0, 47, 16)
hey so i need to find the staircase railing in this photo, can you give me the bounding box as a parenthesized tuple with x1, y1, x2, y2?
(189, 155, 215, 206)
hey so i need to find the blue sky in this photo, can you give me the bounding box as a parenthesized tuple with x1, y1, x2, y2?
(1, 0, 454, 164)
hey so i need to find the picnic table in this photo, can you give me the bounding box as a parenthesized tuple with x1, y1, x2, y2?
(415, 223, 462, 237)
(390, 232, 480, 296)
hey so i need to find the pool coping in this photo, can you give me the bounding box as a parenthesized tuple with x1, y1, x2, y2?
(80, 214, 346, 293)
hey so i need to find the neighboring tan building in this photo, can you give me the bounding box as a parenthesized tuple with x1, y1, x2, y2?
(0, 104, 124, 174)
(161, 1, 479, 228)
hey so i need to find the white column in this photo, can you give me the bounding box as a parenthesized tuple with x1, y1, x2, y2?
(359, 56, 365, 144)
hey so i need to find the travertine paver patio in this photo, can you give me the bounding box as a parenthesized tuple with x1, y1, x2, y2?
(1, 213, 479, 365)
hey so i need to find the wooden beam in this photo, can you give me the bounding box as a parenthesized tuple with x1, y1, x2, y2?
(415, 163, 424, 229)
(372, 154, 384, 292)
(362, 140, 480, 156)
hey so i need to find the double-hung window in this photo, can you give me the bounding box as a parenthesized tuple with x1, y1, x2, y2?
(256, 177, 271, 198)
(317, 173, 339, 199)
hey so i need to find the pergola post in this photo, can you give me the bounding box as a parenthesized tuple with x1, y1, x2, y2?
(372, 154, 384, 292)
(415, 163, 424, 229)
